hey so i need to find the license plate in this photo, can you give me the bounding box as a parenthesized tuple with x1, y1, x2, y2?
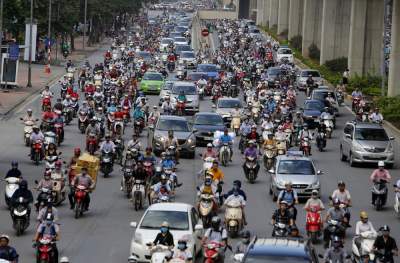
(204, 137, 213, 140)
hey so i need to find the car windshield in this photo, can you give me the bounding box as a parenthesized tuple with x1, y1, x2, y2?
(140, 211, 189, 230)
(313, 91, 336, 101)
(304, 101, 324, 111)
(161, 39, 173, 44)
(176, 45, 191, 52)
(301, 71, 321, 77)
(218, 99, 242, 108)
(195, 115, 224, 125)
(187, 73, 206, 81)
(277, 160, 315, 175)
(174, 37, 187, 42)
(169, 32, 181, 38)
(245, 255, 310, 263)
(181, 52, 195, 58)
(278, 49, 292, 55)
(138, 52, 151, 59)
(355, 128, 389, 141)
(157, 119, 189, 132)
(172, 85, 197, 95)
(143, 73, 163, 81)
(268, 68, 282, 76)
(198, 64, 217, 72)
(163, 82, 173, 90)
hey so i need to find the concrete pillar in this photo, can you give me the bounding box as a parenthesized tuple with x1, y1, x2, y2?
(256, 0, 264, 25)
(302, 0, 322, 57)
(348, 0, 384, 76)
(263, 0, 271, 26)
(277, 0, 289, 35)
(388, 0, 400, 96)
(288, 0, 304, 40)
(269, 0, 279, 29)
(320, 0, 351, 64)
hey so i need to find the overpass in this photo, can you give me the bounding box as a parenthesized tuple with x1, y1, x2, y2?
(253, 0, 400, 97)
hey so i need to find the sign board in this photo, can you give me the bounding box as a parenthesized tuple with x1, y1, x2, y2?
(201, 28, 209, 37)
(1, 53, 19, 86)
(9, 44, 19, 61)
(24, 23, 37, 62)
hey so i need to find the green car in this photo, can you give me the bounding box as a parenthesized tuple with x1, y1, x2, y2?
(140, 72, 165, 94)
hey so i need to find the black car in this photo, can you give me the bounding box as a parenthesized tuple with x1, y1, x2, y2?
(267, 67, 283, 87)
(236, 237, 319, 262)
(192, 112, 225, 146)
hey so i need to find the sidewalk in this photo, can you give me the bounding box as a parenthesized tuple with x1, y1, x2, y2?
(0, 36, 106, 116)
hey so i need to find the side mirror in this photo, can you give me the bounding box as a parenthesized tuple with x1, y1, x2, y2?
(58, 152, 62, 155)
(19, 117, 23, 121)
(268, 169, 275, 174)
(194, 224, 203, 231)
(345, 134, 351, 139)
(389, 136, 395, 140)
(192, 128, 198, 133)
(130, 221, 137, 228)
(196, 186, 200, 191)
(317, 170, 323, 175)
(318, 254, 324, 259)
(34, 180, 39, 184)
(199, 153, 203, 157)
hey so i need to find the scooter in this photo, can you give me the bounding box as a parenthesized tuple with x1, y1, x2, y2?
(306, 206, 323, 244)
(263, 145, 276, 170)
(100, 149, 113, 177)
(300, 137, 311, 156)
(175, 100, 186, 116)
(11, 196, 30, 236)
(316, 132, 326, 152)
(325, 219, 345, 248)
(42, 96, 51, 111)
(132, 179, 145, 211)
(36, 236, 56, 263)
(225, 198, 243, 238)
(372, 180, 388, 211)
(45, 155, 59, 171)
(203, 241, 224, 263)
(272, 222, 289, 237)
(74, 184, 88, 219)
(276, 138, 287, 155)
(202, 157, 215, 176)
(146, 244, 171, 263)
(231, 116, 241, 135)
(198, 193, 215, 228)
(5, 177, 20, 208)
(322, 115, 334, 138)
(352, 231, 377, 262)
(51, 172, 66, 206)
(54, 122, 64, 146)
(244, 156, 258, 183)
(78, 111, 89, 134)
(219, 143, 231, 167)
(32, 140, 43, 165)
(20, 118, 38, 146)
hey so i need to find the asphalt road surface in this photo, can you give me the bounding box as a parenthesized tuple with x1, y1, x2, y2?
(0, 41, 399, 263)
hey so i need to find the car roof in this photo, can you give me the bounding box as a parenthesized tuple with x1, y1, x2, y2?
(300, 69, 319, 73)
(159, 115, 187, 122)
(195, 112, 222, 117)
(346, 121, 385, 129)
(147, 202, 192, 212)
(276, 154, 312, 162)
(218, 97, 241, 102)
(198, 63, 216, 67)
(173, 81, 195, 87)
(247, 238, 310, 258)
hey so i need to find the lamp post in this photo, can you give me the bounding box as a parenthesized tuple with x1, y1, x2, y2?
(27, 0, 33, 88)
(47, 0, 52, 57)
(83, 0, 87, 50)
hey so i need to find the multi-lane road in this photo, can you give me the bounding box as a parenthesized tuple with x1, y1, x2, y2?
(0, 28, 399, 263)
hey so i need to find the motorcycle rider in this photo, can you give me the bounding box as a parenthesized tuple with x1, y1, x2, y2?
(234, 230, 251, 254)
(5, 161, 22, 178)
(323, 236, 348, 263)
(161, 96, 173, 115)
(36, 170, 54, 191)
(242, 140, 260, 176)
(373, 225, 398, 263)
(277, 181, 299, 221)
(22, 108, 37, 124)
(69, 167, 94, 210)
(370, 161, 391, 205)
(260, 114, 274, 132)
(148, 105, 160, 123)
(33, 214, 59, 263)
(85, 118, 100, 138)
(239, 117, 252, 137)
(37, 202, 59, 223)
(370, 107, 384, 123)
(202, 143, 218, 160)
(165, 130, 180, 164)
(69, 148, 81, 167)
(304, 190, 325, 211)
(354, 211, 377, 251)
(207, 160, 224, 184)
(41, 85, 53, 98)
(132, 105, 145, 126)
(217, 128, 233, 162)
(323, 198, 347, 248)
(151, 174, 171, 201)
(120, 94, 132, 109)
(271, 201, 294, 230)
(225, 180, 247, 201)
(127, 134, 142, 152)
(298, 123, 313, 141)
(202, 216, 228, 261)
(99, 134, 116, 162)
(0, 235, 19, 262)
(224, 189, 247, 225)
(160, 152, 175, 170)
(171, 239, 192, 262)
(152, 221, 174, 248)
(10, 180, 33, 219)
(331, 181, 352, 226)
(197, 176, 218, 199)
(30, 126, 45, 159)
(292, 111, 304, 127)
(263, 132, 277, 149)
(140, 147, 157, 166)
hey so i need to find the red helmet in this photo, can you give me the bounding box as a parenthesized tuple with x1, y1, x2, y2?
(55, 160, 62, 168)
(44, 170, 52, 177)
(74, 147, 81, 156)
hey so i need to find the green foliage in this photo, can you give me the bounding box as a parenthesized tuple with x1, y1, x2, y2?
(289, 35, 302, 50)
(308, 43, 320, 61)
(347, 74, 383, 94)
(270, 24, 277, 35)
(279, 29, 288, 40)
(324, 57, 348, 73)
(375, 96, 400, 127)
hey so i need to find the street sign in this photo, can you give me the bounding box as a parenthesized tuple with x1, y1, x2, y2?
(9, 44, 19, 61)
(201, 28, 209, 37)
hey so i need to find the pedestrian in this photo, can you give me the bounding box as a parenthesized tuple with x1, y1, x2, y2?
(342, 68, 350, 89)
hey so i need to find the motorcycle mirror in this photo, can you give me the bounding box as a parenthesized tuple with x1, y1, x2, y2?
(53, 182, 58, 186)
(19, 117, 23, 121)
(34, 180, 39, 184)
(196, 186, 200, 191)
(268, 169, 274, 174)
(130, 221, 137, 228)
(199, 153, 203, 157)
(317, 170, 323, 175)
(318, 254, 324, 259)
(389, 136, 395, 140)
(58, 152, 62, 155)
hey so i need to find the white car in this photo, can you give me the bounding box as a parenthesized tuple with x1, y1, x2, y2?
(128, 203, 204, 262)
(174, 37, 188, 46)
(160, 38, 174, 51)
(276, 47, 294, 64)
(178, 51, 197, 69)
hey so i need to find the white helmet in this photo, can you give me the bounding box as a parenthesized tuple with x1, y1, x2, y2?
(60, 257, 70, 263)
(378, 161, 385, 167)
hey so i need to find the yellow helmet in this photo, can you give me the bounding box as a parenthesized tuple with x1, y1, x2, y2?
(360, 211, 368, 219)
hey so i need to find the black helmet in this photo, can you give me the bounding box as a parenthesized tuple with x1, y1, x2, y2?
(380, 225, 390, 232)
(211, 216, 221, 229)
(19, 180, 28, 189)
(233, 180, 242, 188)
(11, 161, 18, 168)
(241, 230, 251, 239)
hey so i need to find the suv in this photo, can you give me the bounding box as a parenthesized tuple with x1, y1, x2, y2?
(296, 69, 323, 91)
(269, 151, 322, 200)
(340, 122, 395, 167)
(310, 87, 339, 116)
(234, 237, 319, 262)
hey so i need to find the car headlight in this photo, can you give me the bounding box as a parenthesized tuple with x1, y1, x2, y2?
(133, 232, 142, 244)
(311, 181, 320, 189)
(276, 180, 285, 188)
(353, 142, 365, 152)
(386, 142, 394, 153)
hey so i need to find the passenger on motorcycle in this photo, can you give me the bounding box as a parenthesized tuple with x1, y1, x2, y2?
(331, 181, 352, 225)
(172, 239, 193, 262)
(69, 167, 94, 210)
(277, 181, 299, 220)
(152, 174, 171, 200)
(323, 236, 347, 263)
(323, 198, 347, 248)
(202, 143, 217, 160)
(37, 202, 59, 223)
(161, 96, 174, 115)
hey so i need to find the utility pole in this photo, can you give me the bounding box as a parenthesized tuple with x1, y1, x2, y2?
(0, 0, 4, 79)
(83, 0, 87, 50)
(27, 0, 33, 88)
(48, 0, 52, 52)
(381, 0, 389, 96)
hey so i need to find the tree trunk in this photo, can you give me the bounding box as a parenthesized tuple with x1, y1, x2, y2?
(70, 32, 75, 51)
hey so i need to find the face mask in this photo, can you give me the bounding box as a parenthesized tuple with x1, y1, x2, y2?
(233, 192, 239, 197)
(178, 244, 186, 250)
(242, 238, 250, 244)
(160, 227, 168, 233)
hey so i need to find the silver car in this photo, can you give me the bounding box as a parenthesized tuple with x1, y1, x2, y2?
(149, 115, 196, 158)
(269, 152, 322, 200)
(296, 69, 323, 90)
(340, 122, 395, 167)
(215, 97, 242, 124)
(179, 51, 197, 69)
(158, 81, 174, 106)
(170, 82, 199, 114)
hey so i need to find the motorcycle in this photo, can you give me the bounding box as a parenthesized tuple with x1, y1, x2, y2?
(175, 99, 186, 116)
(63, 107, 73, 125)
(51, 172, 66, 206)
(300, 137, 311, 156)
(54, 122, 64, 146)
(113, 118, 124, 136)
(231, 116, 241, 135)
(276, 138, 287, 155)
(203, 241, 224, 263)
(244, 156, 258, 183)
(86, 133, 98, 155)
(100, 149, 114, 177)
(263, 145, 276, 170)
(372, 180, 388, 211)
(5, 177, 20, 208)
(42, 96, 51, 111)
(134, 117, 144, 137)
(322, 115, 334, 138)
(20, 118, 38, 146)
(32, 140, 43, 165)
(45, 155, 59, 171)
(198, 84, 205, 100)
(35, 187, 52, 212)
(306, 206, 323, 244)
(146, 244, 172, 263)
(114, 138, 124, 165)
(11, 196, 30, 235)
(198, 193, 215, 228)
(78, 111, 89, 134)
(122, 106, 131, 123)
(316, 132, 326, 152)
(74, 184, 88, 219)
(225, 198, 243, 238)
(284, 128, 293, 147)
(132, 179, 145, 211)
(219, 143, 231, 167)
(352, 231, 377, 262)
(352, 96, 361, 112)
(176, 65, 185, 80)
(272, 222, 289, 237)
(337, 91, 344, 106)
(36, 236, 56, 263)
(325, 219, 345, 248)
(394, 185, 400, 218)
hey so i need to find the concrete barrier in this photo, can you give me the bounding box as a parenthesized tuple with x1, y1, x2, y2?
(198, 9, 238, 20)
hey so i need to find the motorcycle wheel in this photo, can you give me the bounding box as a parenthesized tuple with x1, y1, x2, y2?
(134, 192, 142, 211)
(222, 151, 228, 167)
(88, 145, 95, 155)
(318, 144, 323, 152)
(310, 231, 318, 244)
(304, 148, 310, 157)
(34, 153, 40, 166)
(375, 197, 382, 211)
(327, 130, 332, 139)
(25, 137, 30, 147)
(74, 201, 81, 219)
(248, 170, 255, 184)
(228, 228, 238, 238)
(15, 220, 24, 236)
